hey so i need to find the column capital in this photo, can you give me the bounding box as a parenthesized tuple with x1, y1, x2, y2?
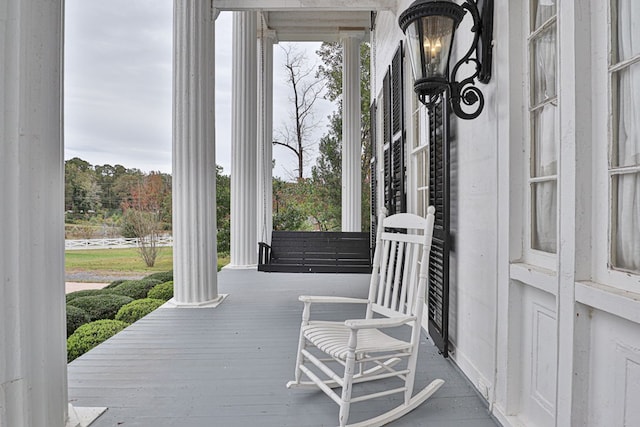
(257, 12, 278, 43)
(259, 28, 278, 42)
(339, 30, 365, 41)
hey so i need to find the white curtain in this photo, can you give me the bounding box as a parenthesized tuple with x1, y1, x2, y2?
(532, 0, 557, 253)
(615, 0, 640, 271)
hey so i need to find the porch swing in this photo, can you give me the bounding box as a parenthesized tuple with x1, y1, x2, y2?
(286, 206, 444, 427)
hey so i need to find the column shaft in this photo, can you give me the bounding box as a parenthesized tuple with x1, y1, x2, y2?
(342, 35, 362, 232)
(172, 0, 220, 305)
(257, 32, 275, 244)
(230, 11, 258, 267)
(1, 1, 67, 426)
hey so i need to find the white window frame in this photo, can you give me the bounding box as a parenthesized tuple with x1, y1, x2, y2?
(523, 0, 559, 270)
(603, 0, 640, 289)
(589, 0, 640, 293)
(408, 83, 430, 218)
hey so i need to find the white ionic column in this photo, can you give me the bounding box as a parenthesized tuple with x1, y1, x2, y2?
(341, 33, 363, 232)
(229, 11, 258, 268)
(171, 1, 223, 307)
(0, 2, 103, 427)
(257, 29, 276, 245)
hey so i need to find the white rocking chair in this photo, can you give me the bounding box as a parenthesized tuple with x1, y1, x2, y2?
(286, 206, 444, 427)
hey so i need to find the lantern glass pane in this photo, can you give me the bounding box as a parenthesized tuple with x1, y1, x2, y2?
(422, 16, 455, 79)
(406, 15, 455, 81)
(406, 23, 423, 81)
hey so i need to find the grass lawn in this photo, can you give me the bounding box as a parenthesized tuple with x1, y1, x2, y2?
(66, 247, 230, 280)
(66, 247, 173, 275)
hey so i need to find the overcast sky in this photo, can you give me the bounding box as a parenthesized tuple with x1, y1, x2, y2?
(64, 0, 336, 179)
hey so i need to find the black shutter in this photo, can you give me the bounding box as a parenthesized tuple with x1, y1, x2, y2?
(382, 70, 393, 214)
(389, 43, 406, 215)
(370, 100, 377, 248)
(428, 96, 450, 357)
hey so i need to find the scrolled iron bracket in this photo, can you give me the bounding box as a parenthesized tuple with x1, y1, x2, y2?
(423, 0, 493, 120)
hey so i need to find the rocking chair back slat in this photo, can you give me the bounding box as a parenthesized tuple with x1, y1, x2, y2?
(402, 242, 418, 315)
(388, 241, 404, 308)
(375, 239, 392, 307)
(382, 240, 398, 307)
(389, 243, 404, 311)
(397, 242, 410, 314)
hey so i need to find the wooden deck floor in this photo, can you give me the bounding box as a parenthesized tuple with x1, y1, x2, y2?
(68, 269, 500, 427)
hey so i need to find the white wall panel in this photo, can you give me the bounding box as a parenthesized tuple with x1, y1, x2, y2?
(511, 282, 556, 427)
(588, 310, 640, 426)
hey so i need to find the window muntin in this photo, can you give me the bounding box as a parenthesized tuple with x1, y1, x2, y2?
(528, 0, 558, 254)
(609, 0, 640, 273)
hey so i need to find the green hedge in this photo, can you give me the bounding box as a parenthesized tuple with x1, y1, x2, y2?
(115, 298, 165, 324)
(67, 319, 129, 362)
(106, 279, 161, 300)
(147, 281, 173, 301)
(66, 305, 90, 336)
(66, 288, 105, 303)
(103, 279, 127, 289)
(69, 294, 133, 321)
(143, 270, 173, 283)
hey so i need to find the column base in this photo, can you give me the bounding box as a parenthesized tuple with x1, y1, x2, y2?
(163, 294, 228, 308)
(66, 404, 106, 427)
(222, 264, 257, 270)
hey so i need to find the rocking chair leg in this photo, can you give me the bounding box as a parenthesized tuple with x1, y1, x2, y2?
(292, 330, 306, 383)
(293, 305, 311, 384)
(404, 346, 420, 404)
(339, 338, 357, 427)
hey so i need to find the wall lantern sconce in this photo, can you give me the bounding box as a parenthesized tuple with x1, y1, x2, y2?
(399, 0, 493, 119)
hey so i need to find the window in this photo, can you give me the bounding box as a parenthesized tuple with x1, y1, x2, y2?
(411, 92, 429, 218)
(528, 0, 558, 255)
(609, 0, 640, 273)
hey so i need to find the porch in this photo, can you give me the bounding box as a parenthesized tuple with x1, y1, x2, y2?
(68, 270, 499, 427)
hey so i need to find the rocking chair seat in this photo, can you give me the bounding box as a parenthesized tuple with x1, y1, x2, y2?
(303, 321, 413, 361)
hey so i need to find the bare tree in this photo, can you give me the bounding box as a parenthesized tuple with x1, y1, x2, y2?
(120, 173, 169, 267)
(273, 44, 325, 181)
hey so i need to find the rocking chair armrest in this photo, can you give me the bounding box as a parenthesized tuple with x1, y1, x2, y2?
(298, 295, 370, 305)
(345, 315, 416, 330)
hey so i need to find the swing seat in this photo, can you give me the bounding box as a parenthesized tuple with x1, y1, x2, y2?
(286, 206, 444, 427)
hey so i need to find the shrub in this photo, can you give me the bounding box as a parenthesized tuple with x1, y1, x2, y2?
(147, 281, 173, 301)
(143, 270, 173, 283)
(115, 298, 165, 324)
(67, 319, 129, 362)
(106, 279, 161, 300)
(66, 305, 90, 336)
(69, 294, 134, 321)
(103, 279, 127, 289)
(66, 288, 105, 303)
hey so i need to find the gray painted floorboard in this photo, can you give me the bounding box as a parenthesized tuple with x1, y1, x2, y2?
(68, 269, 501, 427)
